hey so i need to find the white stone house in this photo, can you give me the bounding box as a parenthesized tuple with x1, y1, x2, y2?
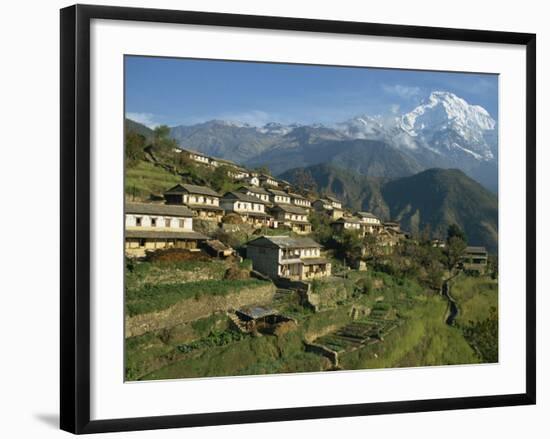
(312, 198, 343, 220)
(326, 195, 343, 210)
(227, 167, 250, 180)
(236, 186, 270, 203)
(355, 211, 382, 234)
(259, 174, 279, 187)
(269, 204, 312, 234)
(330, 217, 363, 236)
(288, 192, 311, 209)
(267, 188, 291, 205)
(179, 148, 211, 166)
(239, 175, 260, 187)
(461, 246, 489, 272)
(220, 191, 272, 227)
(164, 184, 224, 222)
(246, 236, 331, 281)
(313, 199, 333, 212)
(125, 203, 208, 256)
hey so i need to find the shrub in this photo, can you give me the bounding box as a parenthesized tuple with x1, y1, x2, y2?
(223, 266, 250, 280)
(222, 213, 243, 224)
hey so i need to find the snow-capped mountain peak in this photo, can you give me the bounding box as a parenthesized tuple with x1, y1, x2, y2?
(335, 91, 497, 162)
(256, 122, 300, 135)
(401, 91, 495, 136)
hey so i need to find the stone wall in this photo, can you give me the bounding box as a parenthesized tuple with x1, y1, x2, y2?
(126, 283, 276, 337)
(305, 343, 339, 367)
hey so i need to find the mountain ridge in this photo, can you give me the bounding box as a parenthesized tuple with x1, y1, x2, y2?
(281, 164, 498, 252)
(164, 91, 498, 192)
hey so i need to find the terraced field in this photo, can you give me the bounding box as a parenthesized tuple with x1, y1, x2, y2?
(315, 319, 401, 353)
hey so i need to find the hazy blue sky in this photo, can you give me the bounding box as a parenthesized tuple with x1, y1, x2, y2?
(125, 56, 498, 128)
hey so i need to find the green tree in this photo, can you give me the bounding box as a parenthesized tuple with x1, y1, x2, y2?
(125, 132, 146, 167)
(425, 260, 445, 290)
(362, 233, 383, 264)
(334, 230, 363, 267)
(254, 165, 271, 176)
(210, 165, 236, 193)
(419, 223, 432, 244)
(447, 223, 467, 243)
(462, 306, 498, 363)
(309, 211, 332, 245)
(291, 168, 317, 193)
(151, 125, 178, 154)
(446, 236, 467, 270)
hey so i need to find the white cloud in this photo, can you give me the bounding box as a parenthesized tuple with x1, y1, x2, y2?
(214, 110, 274, 127)
(390, 104, 401, 114)
(126, 112, 161, 129)
(382, 84, 422, 100)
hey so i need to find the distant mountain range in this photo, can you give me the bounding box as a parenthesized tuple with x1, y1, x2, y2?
(125, 90, 498, 250)
(165, 91, 498, 192)
(125, 112, 498, 251)
(281, 164, 498, 252)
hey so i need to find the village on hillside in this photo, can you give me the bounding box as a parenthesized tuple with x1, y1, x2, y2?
(124, 136, 497, 381)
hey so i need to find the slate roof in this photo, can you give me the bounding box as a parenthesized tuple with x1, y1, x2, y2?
(270, 204, 308, 215)
(222, 191, 269, 204)
(288, 192, 307, 200)
(331, 217, 361, 225)
(325, 195, 341, 203)
(247, 236, 322, 249)
(356, 211, 379, 219)
(237, 186, 270, 195)
(465, 246, 488, 255)
(236, 306, 277, 320)
(125, 202, 193, 217)
(164, 184, 221, 197)
(313, 199, 332, 207)
(267, 188, 290, 197)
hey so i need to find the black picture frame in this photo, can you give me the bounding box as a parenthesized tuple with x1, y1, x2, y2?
(60, 4, 536, 434)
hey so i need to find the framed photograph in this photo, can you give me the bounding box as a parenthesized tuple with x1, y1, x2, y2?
(60, 4, 536, 434)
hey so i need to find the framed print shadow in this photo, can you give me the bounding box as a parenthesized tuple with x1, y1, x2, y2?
(60, 4, 536, 434)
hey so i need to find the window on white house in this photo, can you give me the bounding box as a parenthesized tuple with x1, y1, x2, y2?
(164, 218, 171, 227)
(151, 218, 157, 227)
(135, 217, 142, 226)
(179, 219, 186, 228)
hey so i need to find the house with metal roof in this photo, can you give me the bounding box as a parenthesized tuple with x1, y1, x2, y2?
(124, 202, 208, 256)
(220, 191, 274, 228)
(246, 236, 331, 281)
(269, 204, 312, 234)
(233, 305, 297, 334)
(163, 184, 223, 222)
